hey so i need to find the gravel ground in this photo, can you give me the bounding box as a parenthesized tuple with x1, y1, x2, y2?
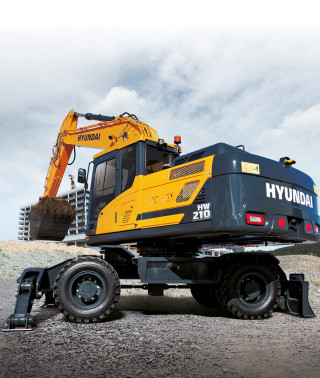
(0, 242, 320, 378)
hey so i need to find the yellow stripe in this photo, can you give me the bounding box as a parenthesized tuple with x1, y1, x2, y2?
(141, 214, 184, 228)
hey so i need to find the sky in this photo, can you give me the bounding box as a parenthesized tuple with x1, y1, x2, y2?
(1, 1, 320, 241)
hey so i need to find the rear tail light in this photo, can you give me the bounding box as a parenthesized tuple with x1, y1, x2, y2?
(246, 213, 265, 226)
(305, 222, 312, 233)
(315, 225, 319, 236)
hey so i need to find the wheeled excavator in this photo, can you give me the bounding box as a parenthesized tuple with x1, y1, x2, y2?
(4, 110, 319, 330)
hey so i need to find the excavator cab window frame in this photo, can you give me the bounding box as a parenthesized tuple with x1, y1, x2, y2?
(92, 158, 117, 198)
(120, 144, 136, 193)
(144, 142, 178, 175)
(88, 150, 120, 222)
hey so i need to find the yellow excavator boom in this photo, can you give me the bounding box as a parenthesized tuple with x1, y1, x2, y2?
(43, 110, 165, 197)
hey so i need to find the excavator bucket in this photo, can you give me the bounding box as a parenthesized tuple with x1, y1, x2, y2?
(29, 197, 77, 241)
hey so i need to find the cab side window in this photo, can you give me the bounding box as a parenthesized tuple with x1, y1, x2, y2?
(121, 145, 136, 192)
(146, 147, 165, 174)
(90, 158, 117, 220)
(93, 158, 116, 198)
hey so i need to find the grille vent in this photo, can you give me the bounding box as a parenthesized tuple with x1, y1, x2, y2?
(189, 151, 205, 162)
(194, 188, 206, 204)
(174, 157, 188, 166)
(176, 181, 200, 203)
(122, 210, 132, 224)
(169, 161, 205, 180)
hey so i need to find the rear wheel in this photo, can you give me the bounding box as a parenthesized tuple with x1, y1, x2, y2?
(190, 285, 219, 308)
(217, 262, 280, 319)
(53, 256, 120, 323)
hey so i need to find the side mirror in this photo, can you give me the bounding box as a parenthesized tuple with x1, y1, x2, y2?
(78, 168, 86, 184)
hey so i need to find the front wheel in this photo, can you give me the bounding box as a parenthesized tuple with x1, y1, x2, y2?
(217, 262, 281, 319)
(53, 256, 120, 323)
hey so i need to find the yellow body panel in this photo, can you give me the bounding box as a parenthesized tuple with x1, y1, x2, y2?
(95, 155, 214, 235)
(96, 176, 142, 234)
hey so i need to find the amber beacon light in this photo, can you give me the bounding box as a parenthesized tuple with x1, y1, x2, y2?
(174, 136, 181, 144)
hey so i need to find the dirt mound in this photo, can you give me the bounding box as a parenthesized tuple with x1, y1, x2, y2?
(31, 196, 77, 219)
(0, 241, 98, 282)
(278, 254, 320, 272)
(0, 241, 91, 256)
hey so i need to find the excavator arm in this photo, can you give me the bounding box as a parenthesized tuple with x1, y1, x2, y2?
(44, 110, 160, 197)
(30, 110, 165, 241)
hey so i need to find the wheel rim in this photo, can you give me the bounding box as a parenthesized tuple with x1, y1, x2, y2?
(237, 273, 269, 307)
(68, 270, 107, 309)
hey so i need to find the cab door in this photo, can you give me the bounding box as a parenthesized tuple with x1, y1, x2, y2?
(88, 150, 120, 234)
(113, 144, 142, 232)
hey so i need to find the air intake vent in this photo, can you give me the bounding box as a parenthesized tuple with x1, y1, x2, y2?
(174, 157, 188, 166)
(194, 188, 206, 204)
(169, 161, 205, 180)
(189, 151, 205, 162)
(176, 181, 200, 203)
(122, 210, 132, 224)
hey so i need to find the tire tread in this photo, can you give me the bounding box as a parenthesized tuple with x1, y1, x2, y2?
(216, 260, 281, 320)
(53, 256, 120, 323)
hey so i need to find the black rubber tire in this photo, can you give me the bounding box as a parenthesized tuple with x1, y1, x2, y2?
(216, 262, 281, 319)
(53, 256, 120, 323)
(190, 285, 219, 308)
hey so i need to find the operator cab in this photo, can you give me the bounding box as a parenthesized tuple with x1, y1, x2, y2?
(82, 140, 179, 230)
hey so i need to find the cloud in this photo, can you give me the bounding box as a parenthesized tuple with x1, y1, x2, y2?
(260, 104, 320, 139)
(254, 103, 320, 186)
(93, 87, 147, 117)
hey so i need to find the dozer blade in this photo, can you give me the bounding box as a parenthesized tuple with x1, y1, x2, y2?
(285, 273, 315, 317)
(29, 196, 77, 241)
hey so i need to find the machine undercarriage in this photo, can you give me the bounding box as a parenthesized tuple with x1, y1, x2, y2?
(3, 245, 315, 331)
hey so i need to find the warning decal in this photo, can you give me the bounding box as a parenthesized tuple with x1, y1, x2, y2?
(241, 162, 260, 175)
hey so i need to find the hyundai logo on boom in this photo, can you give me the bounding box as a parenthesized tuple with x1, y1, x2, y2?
(78, 133, 101, 141)
(266, 183, 313, 208)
